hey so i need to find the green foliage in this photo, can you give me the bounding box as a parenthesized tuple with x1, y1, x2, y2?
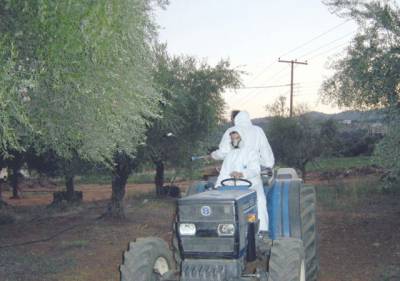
(319, 119, 341, 156)
(0, 0, 162, 164)
(338, 128, 381, 157)
(322, 0, 400, 187)
(265, 96, 289, 117)
(264, 96, 320, 176)
(265, 95, 309, 117)
(0, 40, 32, 155)
(266, 115, 321, 177)
(306, 155, 372, 173)
(374, 112, 400, 188)
(315, 175, 382, 210)
(322, 0, 400, 109)
(143, 45, 242, 168)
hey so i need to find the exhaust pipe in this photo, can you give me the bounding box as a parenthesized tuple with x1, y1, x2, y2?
(246, 222, 256, 262)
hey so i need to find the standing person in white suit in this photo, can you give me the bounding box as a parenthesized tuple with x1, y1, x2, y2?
(211, 111, 274, 233)
(215, 128, 269, 233)
(211, 111, 275, 169)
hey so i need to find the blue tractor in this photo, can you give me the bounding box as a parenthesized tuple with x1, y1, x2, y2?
(120, 168, 318, 281)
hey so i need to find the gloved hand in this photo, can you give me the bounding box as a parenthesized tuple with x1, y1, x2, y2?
(261, 166, 273, 177)
(230, 171, 244, 178)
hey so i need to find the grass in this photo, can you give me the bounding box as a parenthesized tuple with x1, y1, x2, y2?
(75, 166, 204, 186)
(75, 170, 178, 185)
(61, 239, 90, 249)
(315, 175, 383, 210)
(377, 266, 400, 281)
(0, 248, 76, 281)
(306, 155, 373, 173)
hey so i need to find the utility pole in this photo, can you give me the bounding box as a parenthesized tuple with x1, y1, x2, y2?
(278, 58, 308, 117)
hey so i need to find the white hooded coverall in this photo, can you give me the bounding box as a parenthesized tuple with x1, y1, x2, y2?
(211, 111, 275, 168)
(215, 127, 269, 232)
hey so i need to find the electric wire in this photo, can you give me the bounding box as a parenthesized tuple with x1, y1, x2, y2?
(228, 20, 354, 110)
(242, 19, 352, 87)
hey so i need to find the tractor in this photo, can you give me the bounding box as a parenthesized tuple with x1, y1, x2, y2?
(120, 167, 318, 281)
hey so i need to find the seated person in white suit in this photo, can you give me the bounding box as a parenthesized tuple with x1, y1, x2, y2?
(215, 128, 268, 233)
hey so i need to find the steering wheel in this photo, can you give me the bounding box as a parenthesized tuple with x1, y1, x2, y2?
(220, 178, 252, 188)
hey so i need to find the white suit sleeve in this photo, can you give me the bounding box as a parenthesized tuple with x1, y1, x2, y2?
(211, 128, 232, 160)
(257, 128, 275, 168)
(215, 155, 231, 187)
(242, 150, 261, 179)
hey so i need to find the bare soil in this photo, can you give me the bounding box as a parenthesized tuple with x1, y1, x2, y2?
(0, 179, 399, 281)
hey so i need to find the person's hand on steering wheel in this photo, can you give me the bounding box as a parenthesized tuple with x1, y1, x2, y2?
(220, 177, 252, 187)
(230, 171, 243, 179)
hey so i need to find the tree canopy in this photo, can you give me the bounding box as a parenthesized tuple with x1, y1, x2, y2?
(0, 0, 163, 163)
(264, 97, 320, 178)
(143, 45, 242, 191)
(322, 0, 400, 187)
(321, 0, 400, 109)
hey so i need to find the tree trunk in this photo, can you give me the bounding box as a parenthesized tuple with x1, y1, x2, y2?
(300, 162, 308, 182)
(65, 174, 75, 201)
(0, 182, 7, 208)
(8, 152, 23, 199)
(10, 167, 20, 199)
(49, 173, 82, 207)
(108, 168, 129, 218)
(155, 160, 164, 196)
(106, 153, 134, 219)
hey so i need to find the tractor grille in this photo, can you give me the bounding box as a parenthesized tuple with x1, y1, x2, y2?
(181, 237, 235, 253)
(181, 259, 241, 281)
(179, 203, 234, 222)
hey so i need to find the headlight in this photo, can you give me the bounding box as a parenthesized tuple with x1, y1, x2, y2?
(179, 223, 196, 236)
(217, 224, 235, 236)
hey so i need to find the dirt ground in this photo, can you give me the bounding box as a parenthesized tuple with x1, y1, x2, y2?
(0, 179, 399, 281)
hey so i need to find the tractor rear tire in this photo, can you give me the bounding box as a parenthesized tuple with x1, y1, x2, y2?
(120, 237, 173, 281)
(268, 238, 305, 281)
(300, 185, 319, 281)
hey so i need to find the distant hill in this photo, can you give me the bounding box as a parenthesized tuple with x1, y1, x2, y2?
(252, 109, 385, 127)
(304, 109, 385, 122)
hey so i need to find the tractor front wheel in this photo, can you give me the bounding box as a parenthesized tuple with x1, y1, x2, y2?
(268, 238, 305, 281)
(120, 237, 174, 281)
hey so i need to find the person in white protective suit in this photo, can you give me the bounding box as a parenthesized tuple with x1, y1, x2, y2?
(211, 111, 275, 169)
(215, 128, 269, 232)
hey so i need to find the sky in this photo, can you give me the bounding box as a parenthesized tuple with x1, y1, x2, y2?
(155, 0, 360, 118)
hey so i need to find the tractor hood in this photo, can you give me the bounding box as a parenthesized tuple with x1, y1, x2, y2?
(179, 189, 255, 205)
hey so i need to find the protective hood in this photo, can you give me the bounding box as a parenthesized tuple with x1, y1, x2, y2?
(230, 126, 246, 149)
(234, 111, 253, 127)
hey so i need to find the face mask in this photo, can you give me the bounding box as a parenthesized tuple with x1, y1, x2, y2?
(231, 139, 241, 149)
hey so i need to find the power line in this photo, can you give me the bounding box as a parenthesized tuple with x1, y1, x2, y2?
(250, 38, 353, 105)
(308, 41, 350, 60)
(229, 20, 353, 110)
(241, 89, 289, 107)
(278, 19, 351, 58)
(232, 67, 289, 103)
(242, 19, 351, 87)
(236, 34, 352, 104)
(236, 83, 295, 90)
(297, 30, 356, 60)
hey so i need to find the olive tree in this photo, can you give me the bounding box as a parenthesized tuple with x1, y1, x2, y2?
(265, 97, 321, 179)
(0, 1, 163, 205)
(322, 0, 400, 187)
(144, 46, 242, 195)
